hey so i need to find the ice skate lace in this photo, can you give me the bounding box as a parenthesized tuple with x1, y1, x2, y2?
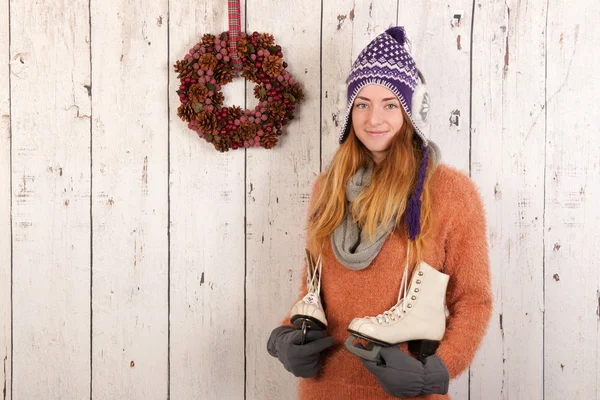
(302, 253, 323, 305)
(375, 245, 411, 324)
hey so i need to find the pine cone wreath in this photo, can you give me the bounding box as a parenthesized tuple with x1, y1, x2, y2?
(196, 111, 218, 133)
(262, 55, 283, 78)
(260, 134, 278, 149)
(177, 103, 195, 122)
(199, 53, 218, 71)
(188, 84, 209, 103)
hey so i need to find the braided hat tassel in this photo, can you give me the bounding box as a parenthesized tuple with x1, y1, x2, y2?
(406, 145, 430, 241)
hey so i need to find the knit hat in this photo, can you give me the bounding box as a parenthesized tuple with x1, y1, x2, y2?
(339, 26, 440, 241)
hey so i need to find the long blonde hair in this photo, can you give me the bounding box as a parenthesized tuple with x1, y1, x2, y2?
(307, 109, 434, 265)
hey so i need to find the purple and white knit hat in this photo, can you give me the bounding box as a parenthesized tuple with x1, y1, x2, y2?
(339, 26, 440, 241)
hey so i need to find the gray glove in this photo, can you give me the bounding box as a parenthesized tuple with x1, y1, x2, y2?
(267, 325, 335, 378)
(353, 343, 449, 397)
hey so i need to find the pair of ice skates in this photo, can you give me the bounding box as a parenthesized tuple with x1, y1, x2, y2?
(290, 248, 450, 362)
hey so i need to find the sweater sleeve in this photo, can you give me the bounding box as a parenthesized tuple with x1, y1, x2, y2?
(279, 174, 324, 326)
(435, 171, 493, 379)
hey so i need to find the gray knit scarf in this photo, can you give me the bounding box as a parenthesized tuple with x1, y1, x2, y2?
(330, 161, 395, 270)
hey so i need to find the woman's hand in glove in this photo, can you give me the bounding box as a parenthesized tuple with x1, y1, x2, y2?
(267, 325, 335, 378)
(354, 343, 449, 397)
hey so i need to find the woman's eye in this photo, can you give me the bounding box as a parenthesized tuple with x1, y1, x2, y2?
(385, 103, 399, 109)
(356, 103, 367, 109)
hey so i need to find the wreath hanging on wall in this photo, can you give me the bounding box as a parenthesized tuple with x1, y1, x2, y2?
(174, 31, 304, 152)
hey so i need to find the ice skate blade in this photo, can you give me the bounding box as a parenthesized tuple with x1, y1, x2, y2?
(344, 335, 385, 363)
(290, 315, 326, 331)
(346, 329, 392, 347)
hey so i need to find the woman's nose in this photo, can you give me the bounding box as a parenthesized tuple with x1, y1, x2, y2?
(368, 108, 384, 126)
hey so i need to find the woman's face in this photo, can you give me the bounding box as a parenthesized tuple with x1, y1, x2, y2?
(351, 85, 405, 164)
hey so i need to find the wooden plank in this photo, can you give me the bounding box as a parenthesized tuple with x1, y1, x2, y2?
(469, 2, 508, 398)
(1, 0, 11, 397)
(90, 2, 168, 398)
(398, 3, 472, 398)
(471, 1, 547, 399)
(168, 2, 246, 398)
(10, 0, 91, 398)
(321, 0, 397, 162)
(245, 1, 321, 398)
(398, 0, 473, 172)
(544, 0, 600, 398)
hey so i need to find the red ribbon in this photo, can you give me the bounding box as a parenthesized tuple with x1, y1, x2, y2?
(228, 0, 243, 72)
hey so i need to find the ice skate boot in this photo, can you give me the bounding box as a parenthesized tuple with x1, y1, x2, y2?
(290, 249, 327, 344)
(345, 246, 449, 362)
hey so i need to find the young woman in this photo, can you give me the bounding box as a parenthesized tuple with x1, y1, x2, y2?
(267, 26, 493, 400)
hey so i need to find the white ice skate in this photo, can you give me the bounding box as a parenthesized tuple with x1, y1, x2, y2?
(290, 249, 327, 344)
(345, 245, 449, 362)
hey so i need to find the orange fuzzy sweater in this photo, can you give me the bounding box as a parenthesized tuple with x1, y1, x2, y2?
(280, 163, 493, 400)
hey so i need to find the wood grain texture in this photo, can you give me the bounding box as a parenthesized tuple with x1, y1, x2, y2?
(544, 0, 600, 398)
(245, 1, 321, 398)
(90, 1, 168, 398)
(472, 0, 547, 398)
(1, 0, 11, 398)
(10, 0, 91, 398)
(168, 1, 246, 398)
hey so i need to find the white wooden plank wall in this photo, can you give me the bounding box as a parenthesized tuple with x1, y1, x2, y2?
(0, 1, 598, 399)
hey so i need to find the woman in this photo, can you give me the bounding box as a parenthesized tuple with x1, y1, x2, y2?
(267, 26, 493, 400)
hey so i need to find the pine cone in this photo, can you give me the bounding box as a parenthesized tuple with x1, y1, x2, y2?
(199, 53, 218, 71)
(239, 122, 257, 141)
(218, 32, 229, 42)
(262, 55, 283, 78)
(236, 37, 249, 56)
(201, 34, 216, 48)
(257, 33, 274, 49)
(188, 84, 209, 103)
(214, 65, 234, 85)
(260, 134, 278, 149)
(177, 103, 195, 122)
(212, 92, 225, 109)
(213, 134, 233, 152)
(228, 106, 243, 120)
(174, 59, 188, 75)
(253, 84, 267, 101)
(268, 101, 287, 121)
(289, 83, 305, 103)
(196, 111, 217, 132)
(175, 60, 195, 79)
(241, 63, 258, 81)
